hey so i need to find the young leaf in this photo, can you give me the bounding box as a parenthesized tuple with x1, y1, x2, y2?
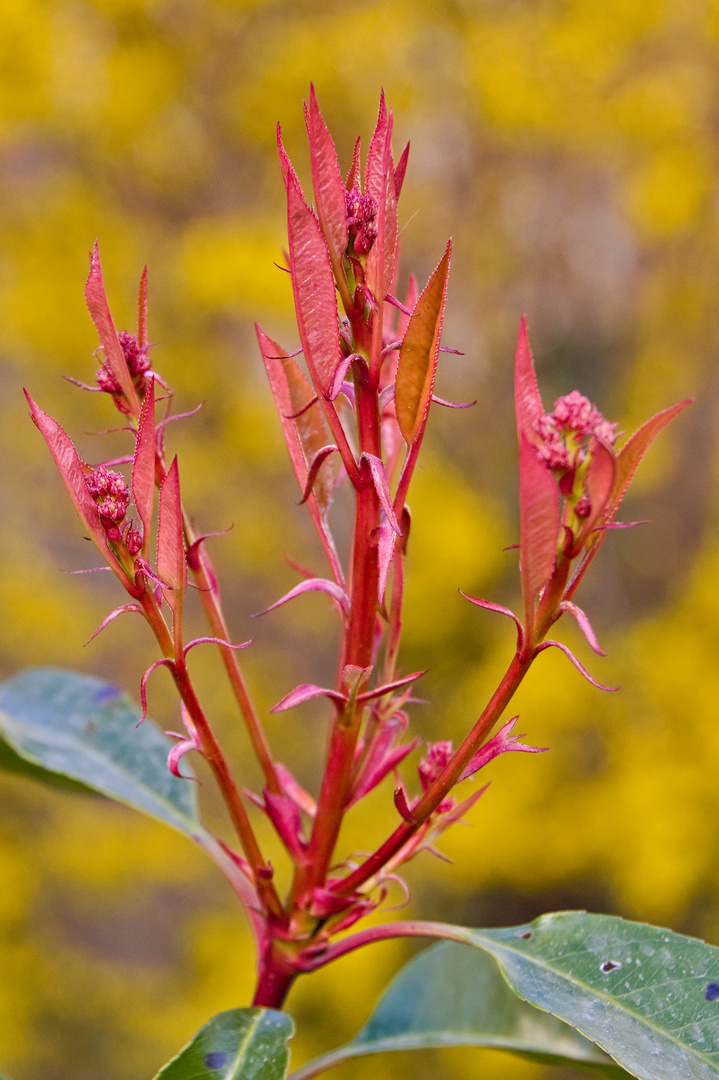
(24, 392, 132, 587)
(365, 93, 398, 306)
(281, 148, 340, 396)
(305, 86, 349, 275)
(85, 241, 140, 414)
(519, 433, 559, 632)
(460, 912, 719, 1080)
(157, 456, 187, 617)
(0, 668, 203, 840)
(153, 1008, 293, 1080)
(132, 378, 156, 557)
(514, 315, 544, 442)
(289, 941, 620, 1080)
(138, 265, 149, 349)
(395, 241, 452, 445)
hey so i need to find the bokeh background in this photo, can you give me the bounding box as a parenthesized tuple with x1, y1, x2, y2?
(1, 0, 717, 1077)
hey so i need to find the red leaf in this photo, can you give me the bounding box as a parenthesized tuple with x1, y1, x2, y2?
(263, 791, 308, 862)
(306, 85, 349, 273)
(157, 457, 186, 616)
(137, 265, 148, 349)
(84, 242, 140, 415)
(571, 437, 615, 553)
(394, 141, 410, 199)
(357, 670, 427, 703)
(281, 149, 340, 396)
(519, 433, 559, 633)
(365, 92, 398, 307)
(270, 683, 348, 713)
(459, 716, 545, 782)
(395, 240, 452, 445)
(299, 445, 339, 506)
(362, 452, 402, 535)
(25, 391, 130, 583)
(131, 379, 156, 557)
(514, 315, 545, 443)
(255, 577, 350, 619)
(535, 640, 618, 691)
(608, 399, 693, 525)
(345, 136, 361, 190)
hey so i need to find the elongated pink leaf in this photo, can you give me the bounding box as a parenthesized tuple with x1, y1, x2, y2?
(519, 433, 559, 630)
(132, 379, 156, 557)
(535, 640, 618, 691)
(346, 136, 361, 190)
(514, 316, 544, 442)
(572, 437, 615, 553)
(394, 785, 416, 823)
(394, 142, 410, 199)
(559, 601, 604, 655)
(377, 517, 397, 603)
(362, 453, 402, 535)
(157, 457, 187, 616)
(275, 761, 317, 817)
(348, 738, 420, 807)
(306, 85, 349, 270)
(459, 591, 524, 648)
(270, 683, 348, 713)
(183, 636, 251, 657)
(263, 791, 308, 862)
(137, 265, 148, 349)
(139, 656, 175, 724)
(85, 603, 142, 645)
(357, 670, 427, 704)
(85, 242, 140, 414)
(25, 392, 130, 582)
(255, 577, 350, 619)
(365, 93, 397, 306)
(395, 241, 452, 445)
(608, 399, 693, 524)
(299, 445, 339, 505)
(281, 149, 340, 396)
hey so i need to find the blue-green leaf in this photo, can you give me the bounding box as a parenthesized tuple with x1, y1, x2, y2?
(0, 668, 202, 840)
(290, 941, 621, 1080)
(153, 1008, 293, 1080)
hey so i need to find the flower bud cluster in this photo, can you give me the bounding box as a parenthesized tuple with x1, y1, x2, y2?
(86, 466, 130, 522)
(95, 332, 152, 400)
(345, 187, 377, 256)
(534, 391, 617, 474)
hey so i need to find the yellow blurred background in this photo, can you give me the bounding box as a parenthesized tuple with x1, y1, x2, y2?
(0, 0, 717, 1077)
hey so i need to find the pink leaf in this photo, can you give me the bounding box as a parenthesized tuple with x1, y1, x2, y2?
(365, 92, 398, 309)
(394, 785, 416, 823)
(459, 591, 524, 648)
(139, 657, 175, 725)
(348, 738, 420, 807)
(305, 85, 349, 272)
(25, 392, 131, 584)
(84, 603, 142, 645)
(157, 457, 187, 616)
(571, 437, 616, 553)
(299, 445, 339, 505)
(431, 394, 476, 409)
(357, 671, 427, 704)
(345, 136, 361, 190)
(459, 716, 546, 781)
(559, 601, 605, 655)
(167, 737, 199, 780)
(377, 517, 397, 604)
(131, 379, 156, 557)
(255, 577, 350, 619)
(270, 683, 348, 714)
(394, 141, 410, 199)
(514, 315, 545, 443)
(362, 453, 402, 535)
(183, 636, 251, 658)
(84, 242, 140, 414)
(275, 762, 317, 817)
(280, 141, 341, 396)
(608, 399, 693, 526)
(519, 433, 560, 631)
(395, 240, 452, 446)
(535, 640, 618, 691)
(256, 326, 336, 520)
(263, 790, 308, 862)
(137, 265, 148, 349)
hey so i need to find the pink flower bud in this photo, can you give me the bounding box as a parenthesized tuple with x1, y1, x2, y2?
(85, 465, 130, 522)
(345, 187, 377, 256)
(418, 741, 455, 814)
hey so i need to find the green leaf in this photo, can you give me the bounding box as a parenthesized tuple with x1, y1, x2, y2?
(290, 942, 621, 1080)
(153, 1008, 293, 1080)
(0, 668, 203, 841)
(460, 912, 719, 1080)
